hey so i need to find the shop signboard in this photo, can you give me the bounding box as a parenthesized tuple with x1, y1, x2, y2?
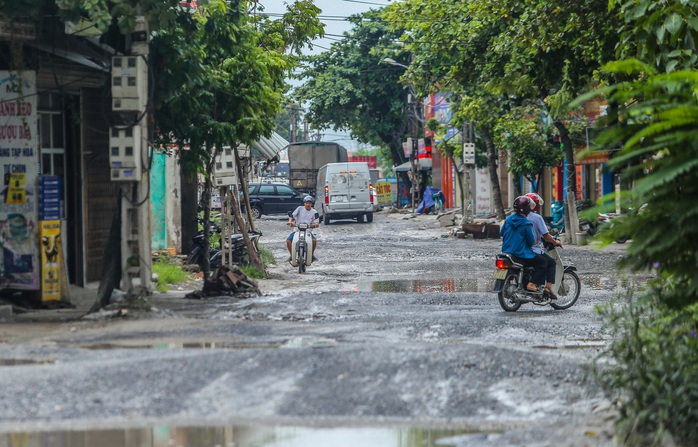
(0, 70, 39, 290)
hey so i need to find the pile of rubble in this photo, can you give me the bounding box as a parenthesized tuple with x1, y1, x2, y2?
(185, 265, 261, 299)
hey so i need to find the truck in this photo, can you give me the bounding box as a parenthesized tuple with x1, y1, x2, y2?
(287, 141, 348, 196)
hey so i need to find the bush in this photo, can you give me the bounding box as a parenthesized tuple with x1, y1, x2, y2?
(594, 289, 698, 446)
(152, 256, 189, 292)
(239, 245, 274, 279)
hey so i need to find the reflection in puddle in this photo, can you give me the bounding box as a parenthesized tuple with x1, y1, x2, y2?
(84, 342, 281, 350)
(357, 278, 493, 293)
(0, 358, 54, 366)
(1, 426, 500, 447)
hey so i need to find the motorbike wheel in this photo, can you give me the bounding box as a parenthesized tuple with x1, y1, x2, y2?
(550, 270, 581, 310)
(498, 272, 522, 312)
(616, 237, 629, 244)
(298, 249, 306, 273)
(187, 246, 202, 265)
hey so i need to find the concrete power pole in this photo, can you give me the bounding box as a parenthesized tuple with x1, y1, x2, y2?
(133, 16, 152, 293)
(462, 123, 475, 224)
(115, 15, 152, 294)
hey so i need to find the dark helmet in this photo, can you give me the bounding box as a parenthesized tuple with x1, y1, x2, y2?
(513, 196, 533, 215)
(303, 195, 315, 204)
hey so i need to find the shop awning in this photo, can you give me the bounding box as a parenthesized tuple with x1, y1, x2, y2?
(394, 158, 432, 172)
(251, 131, 289, 161)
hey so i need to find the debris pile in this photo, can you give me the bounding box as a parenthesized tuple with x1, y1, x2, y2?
(185, 266, 261, 299)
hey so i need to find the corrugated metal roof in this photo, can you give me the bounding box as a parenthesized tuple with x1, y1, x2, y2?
(251, 131, 289, 160)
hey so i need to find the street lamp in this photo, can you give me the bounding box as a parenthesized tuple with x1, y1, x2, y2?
(382, 57, 420, 210)
(382, 57, 409, 70)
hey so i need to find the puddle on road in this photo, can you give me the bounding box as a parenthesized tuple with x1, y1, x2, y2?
(83, 338, 337, 351)
(83, 342, 282, 350)
(1, 425, 502, 447)
(356, 278, 493, 293)
(0, 358, 54, 366)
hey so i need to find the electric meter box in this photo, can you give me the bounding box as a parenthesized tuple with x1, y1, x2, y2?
(109, 126, 142, 181)
(213, 146, 237, 186)
(111, 55, 147, 111)
(463, 142, 476, 165)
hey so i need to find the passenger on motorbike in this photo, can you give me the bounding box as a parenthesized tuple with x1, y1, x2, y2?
(500, 196, 548, 294)
(287, 195, 320, 262)
(526, 193, 563, 300)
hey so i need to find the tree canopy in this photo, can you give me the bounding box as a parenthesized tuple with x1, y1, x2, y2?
(294, 10, 410, 166)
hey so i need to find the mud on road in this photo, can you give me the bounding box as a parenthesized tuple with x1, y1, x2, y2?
(0, 210, 646, 446)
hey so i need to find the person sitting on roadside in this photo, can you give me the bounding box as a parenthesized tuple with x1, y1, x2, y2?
(287, 195, 320, 262)
(526, 193, 563, 300)
(500, 196, 548, 294)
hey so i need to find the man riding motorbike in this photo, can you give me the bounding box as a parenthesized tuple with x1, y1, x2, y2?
(287, 195, 320, 262)
(526, 192, 563, 300)
(500, 196, 548, 294)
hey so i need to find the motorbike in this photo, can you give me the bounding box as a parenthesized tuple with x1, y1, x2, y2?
(547, 200, 596, 237)
(492, 241, 581, 312)
(188, 218, 260, 269)
(287, 211, 318, 273)
(597, 212, 629, 243)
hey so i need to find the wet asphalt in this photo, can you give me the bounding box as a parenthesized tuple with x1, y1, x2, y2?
(0, 209, 646, 446)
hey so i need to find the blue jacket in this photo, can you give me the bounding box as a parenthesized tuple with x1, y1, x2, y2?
(500, 213, 535, 259)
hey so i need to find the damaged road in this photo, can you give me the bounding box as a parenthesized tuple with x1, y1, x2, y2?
(0, 210, 646, 446)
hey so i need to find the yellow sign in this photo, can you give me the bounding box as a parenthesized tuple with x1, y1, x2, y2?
(40, 220, 62, 302)
(296, 180, 303, 187)
(376, 181, 393, 205)
(5, 173, 26, 204)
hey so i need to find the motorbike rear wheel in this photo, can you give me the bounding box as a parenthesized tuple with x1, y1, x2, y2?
(550, 270, 581, 310)
(498, 271, 522, 312)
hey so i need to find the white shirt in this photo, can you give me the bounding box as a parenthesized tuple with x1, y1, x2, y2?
(292, 206, 317, 233)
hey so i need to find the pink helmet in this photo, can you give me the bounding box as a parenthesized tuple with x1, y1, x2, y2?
(525, 193, 543, 212)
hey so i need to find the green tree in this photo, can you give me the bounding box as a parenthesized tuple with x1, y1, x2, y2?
(384, 0, 618, 216)
(295, 10, 410, 168)
(151, 0, 321, 273)
(495, 106, 563, 193)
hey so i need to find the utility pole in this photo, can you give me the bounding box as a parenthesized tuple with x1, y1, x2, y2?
(462, 122, 475, 224)
(111, 14, 152, 294)
(290, 105, 297, 143)
(409, 90, 419, 210)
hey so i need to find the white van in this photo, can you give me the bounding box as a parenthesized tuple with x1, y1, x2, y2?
(316, 162, 374, 224)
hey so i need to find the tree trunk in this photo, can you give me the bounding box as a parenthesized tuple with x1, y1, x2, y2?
(554, 121, 579, 244)
(229, 146, 264, 271)
(201, 142, 214, 275)
(554, 121, 577, 199)
(234, 145, 257, 233)
(91, 195, 122, 313)
(481, 127, 506, 221)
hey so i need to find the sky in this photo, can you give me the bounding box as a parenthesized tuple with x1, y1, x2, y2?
(257, 0, 392, 56)
(257, 0, 393, 149)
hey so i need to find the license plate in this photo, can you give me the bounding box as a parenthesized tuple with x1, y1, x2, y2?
(333, 195, 347, 202)
(493, 269, 507, 280)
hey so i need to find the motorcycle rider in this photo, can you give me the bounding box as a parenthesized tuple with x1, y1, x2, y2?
(287, 195, 320, 262)
(526, 193, 563, 300)
(500, 196, 548, 294)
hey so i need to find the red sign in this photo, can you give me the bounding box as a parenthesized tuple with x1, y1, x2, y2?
(348, 155, 377, 169)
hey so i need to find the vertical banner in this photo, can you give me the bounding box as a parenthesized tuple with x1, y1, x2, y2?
(475, 168, 493, 216)
(0, 71, 39, 290)
(40, 220, 61, 302)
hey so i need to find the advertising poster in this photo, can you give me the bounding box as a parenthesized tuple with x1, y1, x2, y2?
(40, 220, 61, 301)
(0, 71, 39, 290)
(375, 181, 393, 206)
